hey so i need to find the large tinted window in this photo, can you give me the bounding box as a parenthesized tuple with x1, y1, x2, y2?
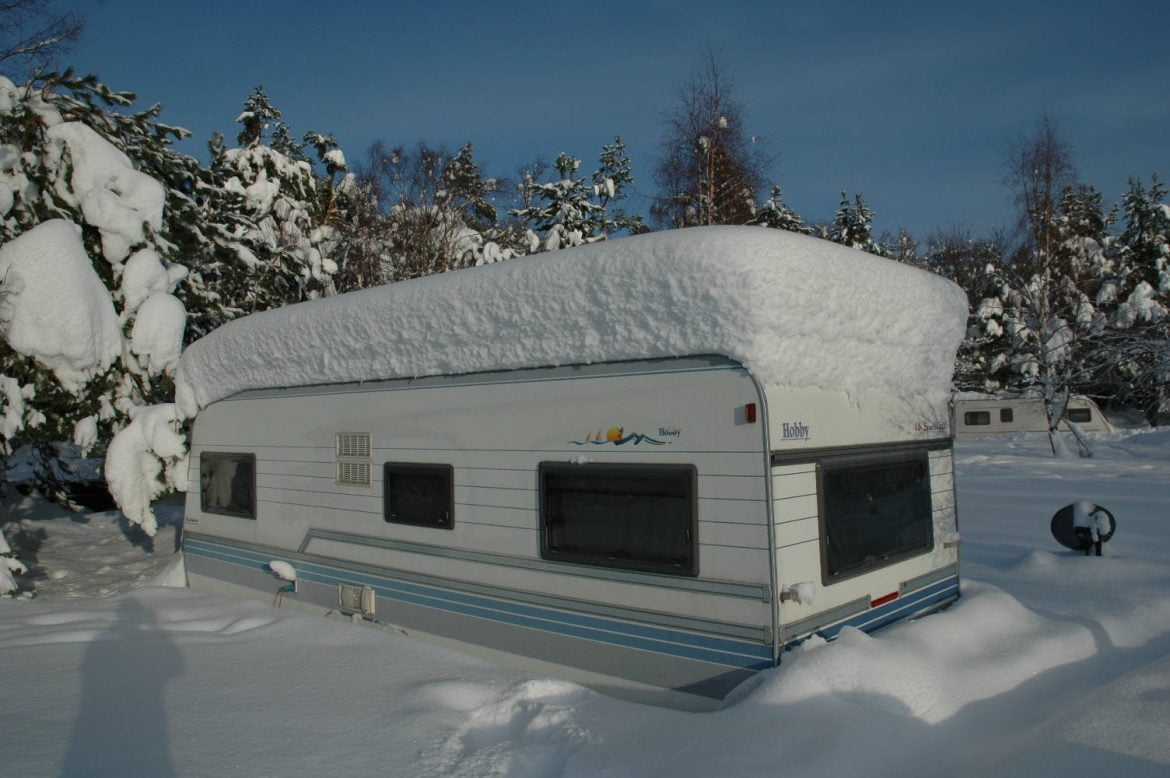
(200, 452, 256, 518)
(1066, 408, 1092, 423)
(819, 451, 933, 582)
(964, 411, 991, 426)
(539, 463, 697, 576)
(384, 463, 453, 529)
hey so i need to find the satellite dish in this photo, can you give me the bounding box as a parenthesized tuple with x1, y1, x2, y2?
(1050, 502, 1116, 555)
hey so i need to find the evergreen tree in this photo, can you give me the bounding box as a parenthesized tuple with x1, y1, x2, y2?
(748, 185, 809, 234)
(0, 70, 195, 517)
(829, 191, 881, 254)
(207, 87, 339, 312)
(513, 152, 604, 251)
(591, 136, 647, 237)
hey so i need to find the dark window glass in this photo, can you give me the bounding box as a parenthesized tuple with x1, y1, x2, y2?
(820, 453, 933, 582)
(1000, 408, 1014, 423)
(964, 411, 991, 426)
(200, 453, 256, 518)
(384, 463, 453, 529)
(539, 463, 697, 576)
(1066, 408, 1092, 423)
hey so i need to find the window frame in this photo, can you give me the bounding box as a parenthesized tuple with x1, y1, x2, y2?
(199, 452, 257, 519)
(538, 461, 698, 577)
(1065, 407, 1092, 423)
(382, 462, 455, 529)
(963, 410, 991, 426)
(815, 447, 936, 585)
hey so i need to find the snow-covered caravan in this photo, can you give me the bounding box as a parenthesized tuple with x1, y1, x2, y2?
(177, 226, 968, 704)
(952, 395, 1115, 438)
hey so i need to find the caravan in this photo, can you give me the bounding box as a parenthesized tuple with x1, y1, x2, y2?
(178, 227, 969, 704)
(952, 394, 1115, 438)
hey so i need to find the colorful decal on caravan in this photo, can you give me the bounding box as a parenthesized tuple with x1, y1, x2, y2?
(571, 427, 670, 446)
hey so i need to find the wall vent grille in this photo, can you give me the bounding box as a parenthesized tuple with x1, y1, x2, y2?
(336, 461, 371, 486)
(336, 433, 371, 459)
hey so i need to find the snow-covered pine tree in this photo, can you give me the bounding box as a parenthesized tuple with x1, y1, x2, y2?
(513, 152, 605, 252)
(591, 136, 647, 237)
(829, 191, 882, 255)
(1094, 176, 1170, 425)
(207, 86, 338, 313)
(0, 70, 193, 536)
(748, 185, 809, 234)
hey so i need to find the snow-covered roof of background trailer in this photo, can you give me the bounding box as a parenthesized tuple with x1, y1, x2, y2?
(174, 226, 969, 417)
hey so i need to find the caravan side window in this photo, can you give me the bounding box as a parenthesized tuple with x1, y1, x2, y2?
(963, 411, 991, 426)
(200, 452, 256, 519)
(383, 463, 454, 529)
(538, 462, 697, 576)
(1000, 408, 1014, 423)
(1066, 408, 1092, 423)
(818, 449, 934, 583)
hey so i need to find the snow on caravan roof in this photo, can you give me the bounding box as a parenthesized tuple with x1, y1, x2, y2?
(174, 226, 969, 417)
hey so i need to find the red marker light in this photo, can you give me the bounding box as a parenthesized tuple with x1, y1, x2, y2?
(745, 403, 757, 423)
(870, 591, 899, 608)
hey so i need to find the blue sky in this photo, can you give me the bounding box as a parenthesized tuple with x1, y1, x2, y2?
(60, 0, 1168, 239)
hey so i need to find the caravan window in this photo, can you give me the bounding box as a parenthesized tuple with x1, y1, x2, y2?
(200, 452, 256, 518)
(539, 463, 697, 576)
(818, 449, 934, 583)
(963, 411, 991, 426)
(383, 463, 453, 529)
(1000, 408, 1014, 423)
(1066, 408, 1092, 423)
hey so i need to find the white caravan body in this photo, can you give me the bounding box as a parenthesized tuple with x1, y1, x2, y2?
(179, 227, 968, 703)
(953, 395, 1115, 438)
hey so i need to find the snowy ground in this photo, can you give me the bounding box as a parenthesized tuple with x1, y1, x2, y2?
(2, 432, 1169, 777)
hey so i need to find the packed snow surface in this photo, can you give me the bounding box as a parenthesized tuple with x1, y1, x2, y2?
(174, 227, 968, 416)
(0, 220, 122, 392)
(2, 431, 1169, 775)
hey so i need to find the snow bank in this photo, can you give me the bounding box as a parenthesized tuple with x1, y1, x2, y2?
(175, 227, 969, 416)
(0, 220, 122, 393)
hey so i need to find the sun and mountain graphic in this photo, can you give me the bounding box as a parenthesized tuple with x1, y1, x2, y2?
(570, 427, 668, 446)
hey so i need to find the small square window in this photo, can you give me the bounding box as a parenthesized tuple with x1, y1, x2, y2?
(383, 463, 453, 529)
(1066, 408, 1092, 423)
(964, 411, 991, 426)
(200, 452, 256, 519)
(1000, 408, 1014, 423)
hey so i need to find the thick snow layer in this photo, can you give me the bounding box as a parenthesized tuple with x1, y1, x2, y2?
(175, 227, 969, 416)
(130, 292, 186, 375)
(3, 433, 1170, 774)
(0, 220, 122, 392)
(103, 404, 187, 536)
(44, 122, 165, 264)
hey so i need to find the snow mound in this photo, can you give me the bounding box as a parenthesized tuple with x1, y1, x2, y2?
(0, 220, 122, 392)
(175, 227, 968, 416)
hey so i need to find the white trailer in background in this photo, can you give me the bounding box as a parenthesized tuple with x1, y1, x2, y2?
(177, 226, 969, 705)
(952, 395, 1115, 438)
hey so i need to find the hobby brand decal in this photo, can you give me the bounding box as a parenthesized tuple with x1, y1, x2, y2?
(571, 426, 670, 446)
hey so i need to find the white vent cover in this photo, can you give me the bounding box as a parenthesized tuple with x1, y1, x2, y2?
(336, 432, 371, 459)
(338, 583, 376, 616)
(336, 461, 371, 486)
(336, 432, 372, 486)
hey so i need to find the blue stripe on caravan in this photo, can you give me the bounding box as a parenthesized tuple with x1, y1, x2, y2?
(184, 538, 772, 670)
(815, 577, 959, 641)
(184, 538, 765, 658)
